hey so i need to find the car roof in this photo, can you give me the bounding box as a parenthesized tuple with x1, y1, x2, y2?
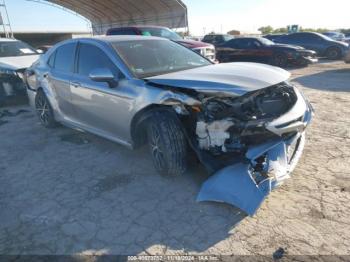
(0, 38, 18, 42)
(205, 34, 230, 36)
(109, 25, 167, 29)
(75, 35, 167, 43)
(231, 37, 260, 40)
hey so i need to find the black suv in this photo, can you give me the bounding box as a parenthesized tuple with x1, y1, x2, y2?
(202, 34, 234, 47)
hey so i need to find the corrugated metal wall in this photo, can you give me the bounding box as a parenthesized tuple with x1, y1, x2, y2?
(46, 0, 188, 34)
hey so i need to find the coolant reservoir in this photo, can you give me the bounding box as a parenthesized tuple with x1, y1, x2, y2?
(196, 121, 209, 149)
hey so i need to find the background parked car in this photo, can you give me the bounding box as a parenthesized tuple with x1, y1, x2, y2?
(322, 32, 346, 42)
(264, 34, 286, 42)
(36, 45, 52, 54)
(216, 37, 317, 67)
(274, 32, 349, 59)
(0, 38, 40, 106)
(106, 26, 216, 62)
(202, 34, 234, 47)
(344, 37, 350, 45)
(344, 48, 350, 63)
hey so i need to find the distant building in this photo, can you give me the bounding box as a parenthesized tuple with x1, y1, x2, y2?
(227, 30, 241, 36)
(0, 31, 91, 48)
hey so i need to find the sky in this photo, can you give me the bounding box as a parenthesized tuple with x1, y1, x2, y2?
(4, 0, 350, 36)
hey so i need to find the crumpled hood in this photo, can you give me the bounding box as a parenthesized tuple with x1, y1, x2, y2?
(0, 55, 40, 70)
(146, 62, 291, 96)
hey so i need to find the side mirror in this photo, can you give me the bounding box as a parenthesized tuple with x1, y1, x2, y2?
(89, 68, 118, 88)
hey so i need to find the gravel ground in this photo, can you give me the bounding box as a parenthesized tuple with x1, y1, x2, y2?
(0, 61, 349, 256)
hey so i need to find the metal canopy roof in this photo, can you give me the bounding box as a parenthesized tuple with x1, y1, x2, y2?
(45, 0, 188, 35)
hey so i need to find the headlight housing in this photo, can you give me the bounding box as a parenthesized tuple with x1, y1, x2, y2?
(0, 67, 16, 77)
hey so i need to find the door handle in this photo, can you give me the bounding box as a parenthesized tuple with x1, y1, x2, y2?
(71, 81, 81, 88)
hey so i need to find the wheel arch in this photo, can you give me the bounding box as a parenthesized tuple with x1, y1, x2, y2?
(324, 45, 341, 57)
(130, 104, 178, 149)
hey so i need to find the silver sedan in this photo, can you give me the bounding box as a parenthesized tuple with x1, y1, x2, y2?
(26, 36, 313, 215)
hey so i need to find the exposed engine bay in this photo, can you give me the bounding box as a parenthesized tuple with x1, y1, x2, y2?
(170, 81, 313, 216)
(194, 82, 297, 155)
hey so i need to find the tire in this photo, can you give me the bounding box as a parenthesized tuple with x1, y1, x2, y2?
(296, 58, 309, 67)
(35, 89, 57, 128)
(271, 53, 288, 67)
(147, 111, 187, 176)
(326, 47, 341, 60)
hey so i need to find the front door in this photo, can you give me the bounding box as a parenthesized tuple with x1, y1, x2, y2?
(70, 42, 135, 142)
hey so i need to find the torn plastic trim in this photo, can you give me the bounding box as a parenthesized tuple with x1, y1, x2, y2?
(197, 132, 306, 216)
(266, 87, 313, 136)
(157, 90, 201, 106)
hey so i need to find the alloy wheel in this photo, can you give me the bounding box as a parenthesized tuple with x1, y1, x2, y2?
(35, 93, 50, 125)
(149, 124, 166, 170)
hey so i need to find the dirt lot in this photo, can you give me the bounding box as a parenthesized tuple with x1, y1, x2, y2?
(0, 61, 349, 256)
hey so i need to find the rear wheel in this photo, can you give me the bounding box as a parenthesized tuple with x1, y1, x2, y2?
(35, 90, 57, 128)
(147, 111, 187, 176)
(326, 47, 341, 60)
(271, 53, 288, 67)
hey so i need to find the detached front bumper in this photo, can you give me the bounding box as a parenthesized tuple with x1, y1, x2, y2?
(302, 56, 318, 64)
(0, 74, 28, 107)
(344, 50, 350, 63)
(197, 87, 313, 216)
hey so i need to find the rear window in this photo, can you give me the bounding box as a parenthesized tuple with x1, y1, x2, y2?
(53, 43, 76, 73)
(108, 28, 137, 35)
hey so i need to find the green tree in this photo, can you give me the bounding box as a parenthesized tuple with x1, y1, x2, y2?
(258, 26, 273, 34)
(273, 27, 288, 34)
(340, 28, 350, 35)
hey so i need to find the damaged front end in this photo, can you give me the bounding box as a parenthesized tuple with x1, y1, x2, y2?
(180, 82, 313, 215)
(0, 69, 28, 107)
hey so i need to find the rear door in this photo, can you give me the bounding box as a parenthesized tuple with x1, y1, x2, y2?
(47, 42, 77, 120)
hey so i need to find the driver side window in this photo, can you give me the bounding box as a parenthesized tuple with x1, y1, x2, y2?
(77, 43, 120, 78)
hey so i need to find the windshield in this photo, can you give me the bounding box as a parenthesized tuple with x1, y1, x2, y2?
(112, 39, 212, 78)
(323, 32, 344, 38)
(259, 37, 275, 45)
(0, 41, 37, 57)
(139, 27, 183, 41)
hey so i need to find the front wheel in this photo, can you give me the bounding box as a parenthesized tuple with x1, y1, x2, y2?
(35, 90, 57, 128)
(147, 111, 188, 176)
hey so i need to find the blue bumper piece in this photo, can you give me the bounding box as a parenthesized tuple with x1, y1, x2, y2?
(197, 133, 305, 216)
(197, 163, 272, 216)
